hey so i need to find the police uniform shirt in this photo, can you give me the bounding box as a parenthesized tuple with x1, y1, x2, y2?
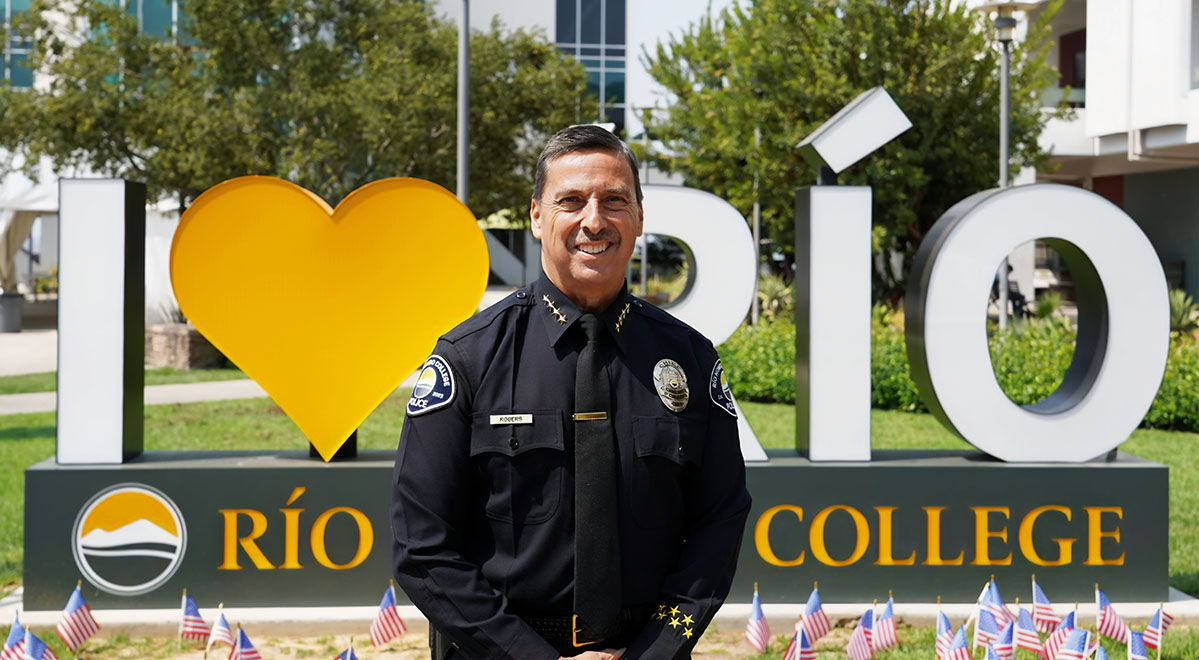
(391, 273, 751, 660)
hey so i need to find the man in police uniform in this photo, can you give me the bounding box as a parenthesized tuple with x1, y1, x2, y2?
(391, 125, 751, 660)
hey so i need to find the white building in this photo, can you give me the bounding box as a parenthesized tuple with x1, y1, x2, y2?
(1033, 0, 1199, 298)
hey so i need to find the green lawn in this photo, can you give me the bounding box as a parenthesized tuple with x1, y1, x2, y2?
(2, 399, 1198, 598)
(0, 366, 247, 395)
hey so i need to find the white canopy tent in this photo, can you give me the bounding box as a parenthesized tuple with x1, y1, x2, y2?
(0, 154, 183, 323)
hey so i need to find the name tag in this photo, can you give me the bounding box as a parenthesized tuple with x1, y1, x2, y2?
(490, 414, 533, 425)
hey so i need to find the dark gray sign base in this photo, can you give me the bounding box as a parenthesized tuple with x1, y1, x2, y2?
(24, 449, 1167, 610)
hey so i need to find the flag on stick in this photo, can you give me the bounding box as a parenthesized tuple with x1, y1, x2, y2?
(1095, 587, 1129, 643)
(1, 617, 25, 660)
(783, 624, 815, 660)
(946, 627, 972, 660)
(1045, 610, 1077, 660)
(974, 610, 1001, 650)
(846, 610, 874, 660)
(55, 584, 98, 652)
(935, 609, 954, 660)
(335, 639, 358, 660)
(369, 582, 408, 647)
(873, 596, 898, 650)
(987, 644, 1005, 660)
(746, 583, 770, 654)
(802, 585, 831, 643)
(206, 606, 234, 656)
(1014, 607, 1045, 655)
(1143, 607, 1172, 650)
(1033, 577, 1061, 633)
(230, 627, 263, 660)
(179, 590, 210, 643)
(993, 619, 1014, 660)
(19, 630, 57, 660)
(1057, 629, 1094, 660)
(1129, 631, 1148, 660)
(984, 579, 1014, 623)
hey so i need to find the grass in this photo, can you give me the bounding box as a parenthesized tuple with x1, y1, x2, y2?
(0, 366, 246, 395)
(2, 398, 1198, 599)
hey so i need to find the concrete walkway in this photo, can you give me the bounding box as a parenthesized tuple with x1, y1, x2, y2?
(0, 329, 56, 377)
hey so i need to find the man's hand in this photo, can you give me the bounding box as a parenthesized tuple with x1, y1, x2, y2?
(559, 649, 625, 660)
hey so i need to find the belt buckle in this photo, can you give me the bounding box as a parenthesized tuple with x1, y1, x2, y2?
(572, 614, 602, 648)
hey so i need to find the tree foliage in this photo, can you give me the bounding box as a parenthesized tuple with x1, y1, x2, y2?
(3, 0, 590, 214)
(641, 0, 1066, 298)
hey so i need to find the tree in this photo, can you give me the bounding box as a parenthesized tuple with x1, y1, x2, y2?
(640, 0, 1065, 299)
(4, 0, 590, 215)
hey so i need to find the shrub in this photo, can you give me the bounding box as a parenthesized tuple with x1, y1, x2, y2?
(721, 319, 796, 404)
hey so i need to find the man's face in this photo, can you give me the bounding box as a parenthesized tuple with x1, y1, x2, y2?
(531, 149, 643, 310)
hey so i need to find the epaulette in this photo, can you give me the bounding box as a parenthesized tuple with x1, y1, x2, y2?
(442, 287, 533, 343)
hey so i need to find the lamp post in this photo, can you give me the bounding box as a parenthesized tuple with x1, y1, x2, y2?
(976, 1, 1040, 332)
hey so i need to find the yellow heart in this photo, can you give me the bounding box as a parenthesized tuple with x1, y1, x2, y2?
(170, 176, 489, 461)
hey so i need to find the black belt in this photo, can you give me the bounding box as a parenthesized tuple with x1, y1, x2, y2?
(523, 606, 651, 650)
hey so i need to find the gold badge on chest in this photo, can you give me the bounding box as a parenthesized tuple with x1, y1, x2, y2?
(653, 359, 689, 412)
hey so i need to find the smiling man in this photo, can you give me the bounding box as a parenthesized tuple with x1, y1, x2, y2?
(392, 125, 751, 660)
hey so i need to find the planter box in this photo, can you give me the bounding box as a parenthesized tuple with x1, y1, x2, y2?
(144, 323, 224, 369)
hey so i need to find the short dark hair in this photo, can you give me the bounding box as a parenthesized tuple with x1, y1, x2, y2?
(532, 125, 643, 204)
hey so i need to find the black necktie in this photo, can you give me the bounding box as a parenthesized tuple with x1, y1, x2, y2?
(573, 313, 621, 637)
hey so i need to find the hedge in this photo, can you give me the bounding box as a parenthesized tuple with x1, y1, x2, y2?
(721, 312, 1199, 433)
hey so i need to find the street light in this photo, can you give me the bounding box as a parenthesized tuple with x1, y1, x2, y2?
(975, 1, 1042, 332)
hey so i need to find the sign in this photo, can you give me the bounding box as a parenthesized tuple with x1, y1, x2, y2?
(24, 450, 1167, 609)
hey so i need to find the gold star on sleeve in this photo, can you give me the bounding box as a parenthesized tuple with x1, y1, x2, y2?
(683, 627, 694, 639)
(669, 617, 681, 629)
(682, 614, 694, 625)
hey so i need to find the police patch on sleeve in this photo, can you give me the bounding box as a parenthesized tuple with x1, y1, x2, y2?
(407, 355, 455, 416)
(709, 360, 738, 418)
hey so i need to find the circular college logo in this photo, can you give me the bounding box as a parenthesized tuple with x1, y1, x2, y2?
(71, 483, 187, 596)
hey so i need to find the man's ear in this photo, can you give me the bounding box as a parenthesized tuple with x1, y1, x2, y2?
(530, 197, 543, 240)
(635, 203, 644, 238)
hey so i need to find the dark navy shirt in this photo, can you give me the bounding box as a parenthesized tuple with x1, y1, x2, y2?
(391, 274, 751, 660)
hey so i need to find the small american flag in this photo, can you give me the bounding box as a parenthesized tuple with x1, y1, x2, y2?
(984, 580, 1013, 623)
(745, 585, 770, 653)
(1096, 588, 1129, 643)
(335, 645, 357, 660)
(206, 611, 235, 653)
(1, 617, 25, 660)
(20, 630, 57, 660)
(803, 587, 831, 643)
(1045, 611, 1076, 660)
(987, 644, 1004, 660)
(55, 585, 98, 652)
(973, 610, 1001, 650)
(1057, 628, 1094, 660)
(179, 592, 209, 643)
(783, 623, 815, 660)
(1014, 607, 1045, 655)
(1143, 608, 1172, 649)
(993, 619, 1014, 660)
(946, 626, 971, 660)
(370, 584, 408, 647)
(1096, 644, 1110, 660)
(845, 609, 873, 660)
(1129, 630, 1148, 660)
(934, 609, 953, 660)
(230, 628, 263, 660)
(1033, 579, 1060, 633)
(873, 598, 898, 650)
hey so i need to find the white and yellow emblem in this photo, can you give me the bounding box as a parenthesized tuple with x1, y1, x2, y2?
(653, 359, 689, 412)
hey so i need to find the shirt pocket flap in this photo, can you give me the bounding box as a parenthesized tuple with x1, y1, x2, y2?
(470, 410, 564, 457)
(633, 416, 683, 463)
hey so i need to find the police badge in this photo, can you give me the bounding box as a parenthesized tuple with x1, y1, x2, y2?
(653, 359, 689, 412)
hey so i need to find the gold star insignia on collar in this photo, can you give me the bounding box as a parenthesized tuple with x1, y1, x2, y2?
(669, 617, 681, 629)
(669, 606, 681, 616)
(541, 295, 567, 324)
(615, 302, 631, 333)
(682, 614, 694, 625)
(683, 627, 694, 639)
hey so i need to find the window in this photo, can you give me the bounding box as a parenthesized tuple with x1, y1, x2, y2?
(556, 0, 626, 135)
(5, 0, 32, 88)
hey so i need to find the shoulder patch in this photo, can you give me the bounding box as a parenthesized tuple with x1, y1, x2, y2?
(407, 355, 456, 416)
(709, 360, 738, 418)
